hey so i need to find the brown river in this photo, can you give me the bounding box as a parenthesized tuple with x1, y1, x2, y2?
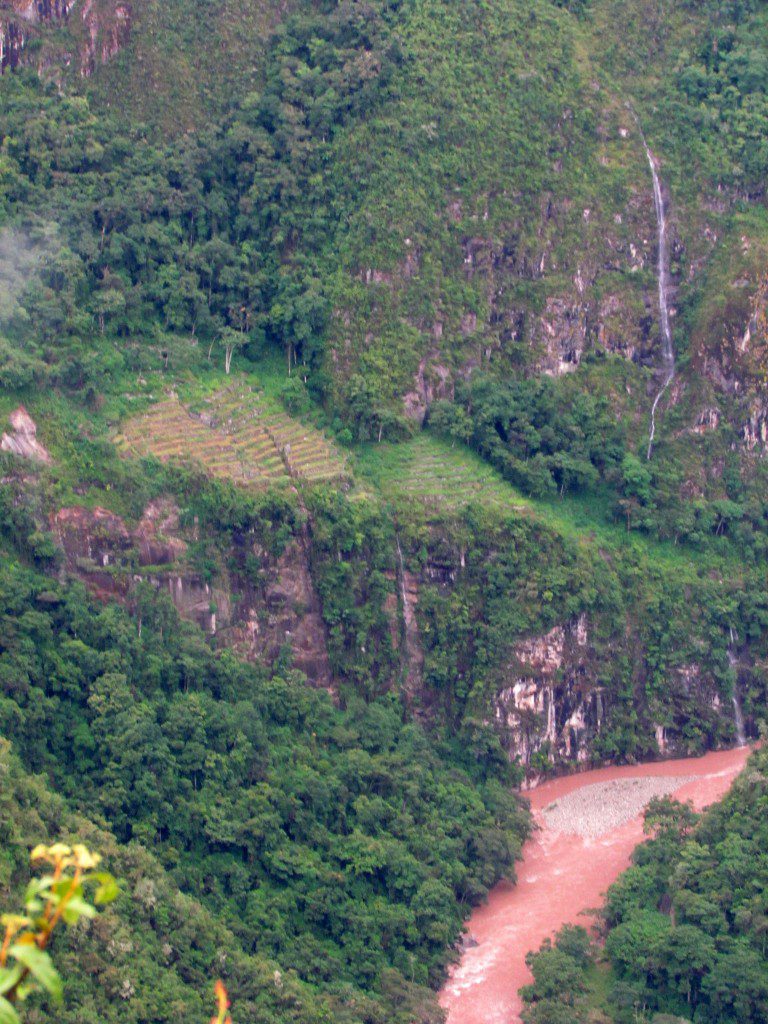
(439, 746, 752, 1024)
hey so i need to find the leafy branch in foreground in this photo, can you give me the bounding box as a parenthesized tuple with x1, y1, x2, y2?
(0, 843, 118, 1023)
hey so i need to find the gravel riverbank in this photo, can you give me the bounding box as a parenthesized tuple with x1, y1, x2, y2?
(540, 775, 696, 840)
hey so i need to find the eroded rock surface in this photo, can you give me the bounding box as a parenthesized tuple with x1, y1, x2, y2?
(0, 0, 131, 75)
(226, 536, 331, 688)
(495, 615, 601, 768)
(52, 501, 331, 686)
(1, 407, 51, 463)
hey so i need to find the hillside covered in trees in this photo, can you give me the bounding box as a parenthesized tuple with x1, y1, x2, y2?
(1, 0, 768, 1020)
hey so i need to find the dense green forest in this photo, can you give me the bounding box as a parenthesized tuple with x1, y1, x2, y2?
(1, 0, 767, 543)
(521, 745, 768, 1024)
(0, 537, 528, 1021)
(1, 0, 768, 1019)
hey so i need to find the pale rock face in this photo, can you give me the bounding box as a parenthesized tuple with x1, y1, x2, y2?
(532, 297, 586, 376)
(403, 352, 453, 423)
(80, 0, 132, 77)
(1, 1, 73, 72)
(655, 724, 667, 754)
(693, 407, 720, 434)
(0, 0, 131, 76)
(742, 401, 768, 450)
(514, 624, 567, 674)
(494, 615, 597, 769)
(1, 407, 52, 463)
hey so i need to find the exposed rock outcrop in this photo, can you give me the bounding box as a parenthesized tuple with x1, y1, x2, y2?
(531, 296, 588, 376)
(403, 352, 453, 424)
(494, 615, 601, 769)
(1, 407, 51, 463)
(0, 0, 131, 75)
(52, 501, 331, 687)
(1, 0, 72, 71)
(79, 0, 131, 77)
(226, 536, 331, 688)
(0, 14, 25, 70)
(742, 398, 768, 450)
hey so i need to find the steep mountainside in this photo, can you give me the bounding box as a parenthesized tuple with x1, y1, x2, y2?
(1, 1, 768, 1021)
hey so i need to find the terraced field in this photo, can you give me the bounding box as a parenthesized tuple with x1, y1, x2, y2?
(116, 386, 348, 487)
(356, 435, 527, 514)
(357, 435, 735, 578)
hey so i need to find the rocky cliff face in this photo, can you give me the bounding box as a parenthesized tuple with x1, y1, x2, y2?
(1, 0, 71, 72)
(494, 616, 603, 769)
(1, 407, 51, 463)
(0, 0, 130, 75)
(36, 488, 760, 765)
(690, 244, 768, 450)
(78, 0, 131, 77)
(384, 520, 755, 774)
(224, 533, 331, 687)
(52, 500, 331, 687)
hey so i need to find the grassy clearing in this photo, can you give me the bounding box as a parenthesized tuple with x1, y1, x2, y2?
(354, 433, 529, 515)
(356, 431, 742, 575)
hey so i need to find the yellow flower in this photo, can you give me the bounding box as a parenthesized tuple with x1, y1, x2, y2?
(72, 845, 101, 870)
(47, 843, 73, 862)
(211, 980, 232, 1024)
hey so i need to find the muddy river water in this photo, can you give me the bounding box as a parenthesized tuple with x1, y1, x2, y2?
(439, 746, 752, 1024)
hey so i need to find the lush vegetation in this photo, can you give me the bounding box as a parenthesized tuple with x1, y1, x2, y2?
(427, 368, 768, 551)
(0, 507, 528, 1020)
(1, 0, 768, 1019)
(0, 840, 118, 1023)
(0, 738, 355, 1024)
(3, 0, 768, 555)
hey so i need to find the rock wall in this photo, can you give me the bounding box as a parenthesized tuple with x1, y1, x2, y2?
(79, 0, 131, 77)
(1, 407, 51, 463)
(1, 0, 72, 71)
(0, 15, 25, 70)
(52, 500, 331, 688)
(48, 498, 754, 759)
(224, 534, 331, 687)
(493, 616, 603, 769)
(390, 522, 751, 772)
(0, 0, 130, 75)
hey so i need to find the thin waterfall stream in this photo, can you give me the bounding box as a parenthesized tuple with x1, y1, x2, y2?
(728, 626, 747, 746)
(632, 115, 675, 459)
(395, 532, 414, 681)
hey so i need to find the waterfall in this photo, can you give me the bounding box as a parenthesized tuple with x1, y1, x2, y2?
(732, 695, 747, 747)
(727, 627, 747, 747)
(631, 112, 675, 459)
(395, 533, 409, 633)
(395, 532, 415, 684)
(395, 533, 424, 690)
(546, 688, 556, 743)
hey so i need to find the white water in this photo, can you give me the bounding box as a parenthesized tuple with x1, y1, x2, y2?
(635, 122, 675, 459)
(395, 534, 409, 627)
(395, 533, 412, 679)
(732, 695, 747, 747)
(728, 628, 747, 746)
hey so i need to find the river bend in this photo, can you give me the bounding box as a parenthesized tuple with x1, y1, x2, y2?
(439, 746, 751, 1024)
